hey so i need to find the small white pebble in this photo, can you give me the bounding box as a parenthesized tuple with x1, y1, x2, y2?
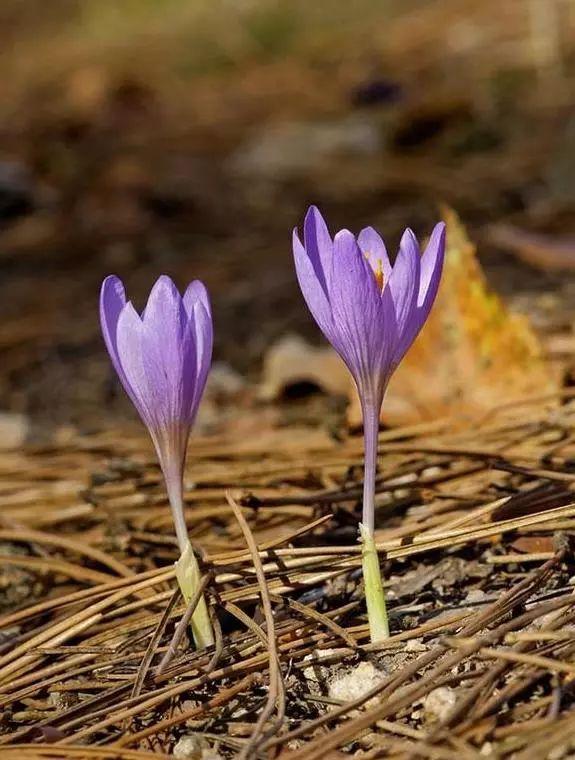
(465, 589, 486, 604)
(302, 648, 339, 683)
(172, 735, 204, 759)
(423, 687, 457, 724)
(328, 661, 385, 706)
(405, 638, 427, 653)
(548, 746, 569, 760)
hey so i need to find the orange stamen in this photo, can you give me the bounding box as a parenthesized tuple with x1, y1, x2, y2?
(374, 259, 385, 291)
(364, 251, 385, 291)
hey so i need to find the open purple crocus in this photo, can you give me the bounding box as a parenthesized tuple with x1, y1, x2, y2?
(100, 274, 214, 648)
(293, 206, 446, 641)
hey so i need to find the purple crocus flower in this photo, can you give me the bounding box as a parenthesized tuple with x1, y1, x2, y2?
(100, 274, 215, 648)
(100, 274, 213, 553)
(293, 206, 445, 640)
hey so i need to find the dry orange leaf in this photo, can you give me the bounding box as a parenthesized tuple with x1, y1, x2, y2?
(349, 208, 559, 426)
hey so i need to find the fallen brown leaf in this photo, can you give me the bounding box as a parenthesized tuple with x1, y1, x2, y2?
(259, 334, 350, 401)
(510, 536, 555, 554)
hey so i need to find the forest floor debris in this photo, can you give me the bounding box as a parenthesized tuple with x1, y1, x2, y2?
(1, 390, 575, 756)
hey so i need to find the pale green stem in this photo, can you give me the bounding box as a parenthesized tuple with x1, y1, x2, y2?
(360, 399, 389, 642)
(360, 524, 389, 642)
(166, 466, 214, 649)
(175, 540, 215, 649)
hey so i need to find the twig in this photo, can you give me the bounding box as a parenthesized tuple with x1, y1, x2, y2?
(155, 574, 212, 676)
(130, 588, 180, 699)
(226, 491, 286, 759)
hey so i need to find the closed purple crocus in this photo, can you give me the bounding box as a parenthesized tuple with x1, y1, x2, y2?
(100, 274, 212, 550)
(293, 206, 445, 641)
(100, 274, 214, 647)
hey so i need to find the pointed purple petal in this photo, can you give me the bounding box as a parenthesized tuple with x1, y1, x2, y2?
(293, 227, 336, 343)
(418, 222, 446, 310)
(189, 300, 213, 420)
(183, 280, 213, 420)
(380, 281, 399, 372)
(117, 298, 194, 470)
(183, 280, 212, 320)
(100, 275, 126, 367)
(143, 276, 186, 334)
(392, 222, 446, 364)
(387, 228, 421, 363)
(115, 302, 156, 429)
(100, 276, 141, 408)
(303, 205, 333, 294)
(329, 230, 390, 393)
(141, 277, 189, 404)
(178, 318, 199, 425)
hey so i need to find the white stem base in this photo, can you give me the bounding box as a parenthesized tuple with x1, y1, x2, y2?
(360, 524, 389, 643)
(175, 541, 215, 649)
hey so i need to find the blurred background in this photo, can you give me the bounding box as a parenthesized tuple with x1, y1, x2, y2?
(1, 0, 575, 438)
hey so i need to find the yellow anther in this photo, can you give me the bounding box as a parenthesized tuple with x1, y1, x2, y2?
(374, 259, 385, 291)
(364, 251, 385, 291)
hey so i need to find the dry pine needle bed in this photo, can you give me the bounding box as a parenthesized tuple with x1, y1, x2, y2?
(1, 393, 575, 759)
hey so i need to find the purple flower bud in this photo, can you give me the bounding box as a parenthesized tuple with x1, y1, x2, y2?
(100, 275, 213, 551)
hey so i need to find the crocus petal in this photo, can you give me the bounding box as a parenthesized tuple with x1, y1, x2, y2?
(329, 229, 388, 392)
(188, 299, 213, 419)
(100, 276, 126, 359)
(293, 228, 336, 344)
(142, 277, 190, 421)
(395, 222, 446, 358)
(100, 276, 140, 408)
(357, 227, 392, 280)
(183, 280, 213, 417)
(143, 276, 187, 339)
(183, 280, 212, 320)
(418, 222, 446, 311)
(379, 281, 399, 374)
(183, 283, 213, 414)
(303, 205, 333, 294)
(115, 302, 155, 429)
(387, 228, 421, 364)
